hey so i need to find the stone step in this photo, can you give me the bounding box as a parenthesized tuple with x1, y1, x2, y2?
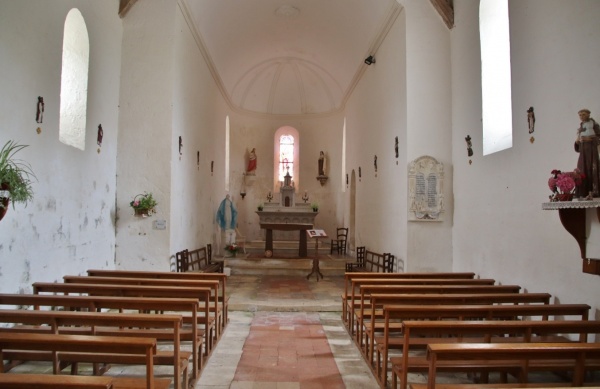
(245, 239, 331, 249)
(223, 256, 349, 276)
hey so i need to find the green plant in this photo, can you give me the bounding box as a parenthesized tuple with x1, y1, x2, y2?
(257, 203, 264, 211)
(0, 140, 36, 209)
(311, 202, 319, 211)
(130, 192, 158, 215)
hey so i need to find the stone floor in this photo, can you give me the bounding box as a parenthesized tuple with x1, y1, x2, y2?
(196, 274, 378, 389)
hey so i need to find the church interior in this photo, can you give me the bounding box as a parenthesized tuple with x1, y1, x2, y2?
(2, 0, 600, 388)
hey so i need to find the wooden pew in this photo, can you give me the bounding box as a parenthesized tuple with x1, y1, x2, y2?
(0, 293, 204, 381)
(349, 278, 498, 336)
(0, 309, 188, 389)
(350, 284, 521, 342)
(0, 374, 113, 389)
(380, 304, 591, 389)
(341, 272, 477, 328)
(86, 269, 229, 331)
(422, 342, 600, 389)
(31, 283, 216, 370)
(0, 333, 171, 389)
(393, 320, 600, 389)
(62, 275, 225, 339)
(370, 292, 552, 384)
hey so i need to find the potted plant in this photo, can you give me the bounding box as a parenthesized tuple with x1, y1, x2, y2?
(225, 243, 239, 257)
(130, 192, 158, 217)
(311, 202, 319, 212)
(0, 140, 36, 221)
(257, 203, 264, 211)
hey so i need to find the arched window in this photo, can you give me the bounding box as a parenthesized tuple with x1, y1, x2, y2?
(59, 8, 89, 150)
(278, 135, 294, 181)
(480, 0, 512, 155)
(273, 126, 299, 190)
(342, 117, 347, 192)
(225, 115, 230, 192)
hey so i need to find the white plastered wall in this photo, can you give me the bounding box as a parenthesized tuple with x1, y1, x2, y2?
(343, 0, 454, 271)
(451, 0, 600, 314)
(344, 4, 408, 263)
(0, 1, 122, 291)
(170, 3, 229, 261)
(116, 0, 230, 270)
(116, 0, 176, 270)
(403, 0, 453, 272)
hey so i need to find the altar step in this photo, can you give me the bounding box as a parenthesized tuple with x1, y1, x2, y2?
(224, 256, 350, 276)
(243, 240, 332, 256)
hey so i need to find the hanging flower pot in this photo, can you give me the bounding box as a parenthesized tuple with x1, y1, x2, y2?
(134, 208, 150, 217)
(0, 141, 36, 222)
(0, 183, 9, 222)
(130, 193, 158, 217)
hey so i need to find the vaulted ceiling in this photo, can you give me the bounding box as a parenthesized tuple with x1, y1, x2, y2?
(120, 0, 453, 117)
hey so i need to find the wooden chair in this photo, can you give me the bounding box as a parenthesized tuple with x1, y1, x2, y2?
(346, 246, 365, 271)
(330, 227, 348, 255)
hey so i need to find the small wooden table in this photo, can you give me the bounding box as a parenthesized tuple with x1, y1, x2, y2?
(306, 229, 328, 281)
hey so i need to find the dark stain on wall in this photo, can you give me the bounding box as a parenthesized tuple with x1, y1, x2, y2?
(46, 197, 56, 211)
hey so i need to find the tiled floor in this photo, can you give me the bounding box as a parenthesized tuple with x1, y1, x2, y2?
(196, 274, 379, 389)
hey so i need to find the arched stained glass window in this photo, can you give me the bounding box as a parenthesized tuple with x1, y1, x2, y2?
(278, 135, 294, 181)
(273, 126, 299, 190)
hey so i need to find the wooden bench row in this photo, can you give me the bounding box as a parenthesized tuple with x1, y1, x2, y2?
(388, 317, 599, 389)
(341, 271, 600, 389)
(0, 309, 188, 388)
(0, 332, 171, 389)
(416, 342, 600, 389)
(0, 293, 204, 381)
(341, 272, 477, 326)
(0, 268, 230, 388)
(87, 268, 230, 328)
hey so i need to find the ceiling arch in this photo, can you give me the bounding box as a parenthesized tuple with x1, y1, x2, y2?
(232, 57, 342, 115)
(121, 1, 454, 115)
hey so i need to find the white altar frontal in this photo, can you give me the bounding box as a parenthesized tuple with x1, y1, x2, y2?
(256, 171, 318, 257)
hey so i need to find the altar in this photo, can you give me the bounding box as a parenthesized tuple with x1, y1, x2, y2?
(256, 170, 318, 257)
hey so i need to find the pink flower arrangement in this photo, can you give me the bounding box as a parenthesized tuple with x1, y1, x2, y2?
(555, 174, 576, 194)
(548, 169, 585, 201)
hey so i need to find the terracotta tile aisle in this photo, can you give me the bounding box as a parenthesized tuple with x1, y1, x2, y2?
(235, 312, 345, 389)
(195, 275, 379, 389)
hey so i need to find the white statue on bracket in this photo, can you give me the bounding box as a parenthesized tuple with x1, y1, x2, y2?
(408, 155, 444, 221)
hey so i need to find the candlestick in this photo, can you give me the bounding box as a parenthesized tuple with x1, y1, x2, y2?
(302, 191, 309, 203)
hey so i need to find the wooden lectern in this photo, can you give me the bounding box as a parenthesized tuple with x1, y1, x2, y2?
(306, 229, 327, 281)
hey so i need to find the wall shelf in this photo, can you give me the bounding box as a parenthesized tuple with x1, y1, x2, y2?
(542, 200, 600, 275)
